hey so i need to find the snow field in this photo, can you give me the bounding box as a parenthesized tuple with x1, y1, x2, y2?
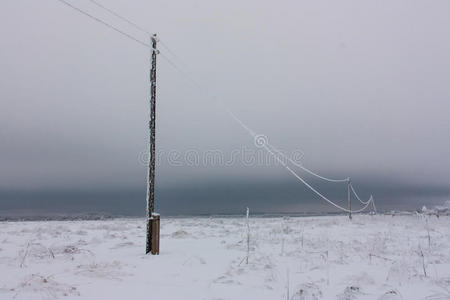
(0, 215, 449, 299)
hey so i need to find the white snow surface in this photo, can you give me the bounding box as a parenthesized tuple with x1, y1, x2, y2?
(0, 215, 449, 300)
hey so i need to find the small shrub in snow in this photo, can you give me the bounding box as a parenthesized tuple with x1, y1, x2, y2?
(290, 282, 322, 300)
(171, 229, 189, 239)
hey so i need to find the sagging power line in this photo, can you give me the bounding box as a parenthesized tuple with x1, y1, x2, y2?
(86, 0, 150, 34)
(55, 0, 376, 221)
(57, 0, 186, 76)
(87, 0, 191, 65)
(56, 0, 151, 48)
(147, 49, 376, 216)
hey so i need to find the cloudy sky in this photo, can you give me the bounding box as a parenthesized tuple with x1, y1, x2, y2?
(1, 0, 449, 213)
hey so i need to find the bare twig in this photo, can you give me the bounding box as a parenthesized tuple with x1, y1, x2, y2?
(19, 242, 30, 268)
(286, 268, 290, 300)
(425, 218, 431, 248)
(369, 253, 393, 262)
(418, 246, 427, 277)
(48, 248, 55, 259)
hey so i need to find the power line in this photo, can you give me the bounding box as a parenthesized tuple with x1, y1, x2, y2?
(158, 51, 203, 88)
(85, 0, 187, 67)
(142, 38, 375, 214)
(56, 0, 151, 48)
(226, 108, 375, 213)
(263, 142, 373, 214)
(158, 39, 189, 67)
(121, 30, 375, 213)
(55, 0, 375, 214)
(56, 0, 187, 75)
(350, 183, 372, 205)
(70, 0, 204, 85)
(268, 143, 349, 183)
(86, 0, 150, 34)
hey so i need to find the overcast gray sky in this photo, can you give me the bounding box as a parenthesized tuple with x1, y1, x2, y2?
(1, 0, 450, 193)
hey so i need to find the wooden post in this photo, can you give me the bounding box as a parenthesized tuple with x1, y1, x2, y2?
(151, 214, 160, 254)
(348, 179, 352, 220)
(246, 207, 250, 264)
(146, 34, 160, 254)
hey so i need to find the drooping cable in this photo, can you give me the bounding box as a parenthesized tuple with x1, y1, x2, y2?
(263, 143, 373, 213)
(56, 0, 151, 48)
(55, 0, 375, 214)
(350, 183, 371, 205)
(86, 0, 150, 34)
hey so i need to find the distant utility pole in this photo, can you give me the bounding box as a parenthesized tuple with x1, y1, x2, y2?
(347, 178, 352, 220)
(146, 33, 160, 255)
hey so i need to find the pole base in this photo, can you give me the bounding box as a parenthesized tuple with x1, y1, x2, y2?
(146, 213, 160, 255)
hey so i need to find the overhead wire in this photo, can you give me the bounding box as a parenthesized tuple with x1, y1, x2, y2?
(158, 39, 189, 67)
(86, 0, 151, 34)
(135, 38, 376, 214)
(55, 0, 375, 214)
(225, 106, 374, 213)
(265, 142, 349, 183)
(56, 0, 151, 48)
(350, 183, 377, 213)
(263, 143, 373, 213)
(56, 0, 187, 76)
(350, 183, 372, 205)
(86, 0, 186, 67)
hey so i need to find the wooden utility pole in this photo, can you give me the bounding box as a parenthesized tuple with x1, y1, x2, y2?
(347, 178, 352, 220)
(146, 34, 160, 255)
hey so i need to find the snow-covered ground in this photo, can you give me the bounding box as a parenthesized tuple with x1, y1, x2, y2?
(0, 215, 449, 300)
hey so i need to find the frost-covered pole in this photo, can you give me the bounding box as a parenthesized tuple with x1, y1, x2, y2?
(146, 33, 160, 255)
(347, 178, 352, 219)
